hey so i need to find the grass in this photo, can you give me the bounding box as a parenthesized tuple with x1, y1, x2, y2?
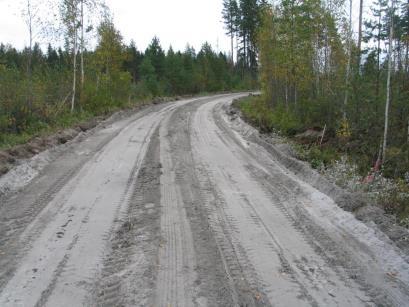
(0, 111, 95, 150)
(236, 96, 301, 134)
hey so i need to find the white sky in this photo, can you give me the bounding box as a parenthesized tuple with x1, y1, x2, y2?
(0, 0, 372, 53)
(0, 0, 230, 53)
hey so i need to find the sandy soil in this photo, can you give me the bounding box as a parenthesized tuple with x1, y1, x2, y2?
(0, 94, 409, 306)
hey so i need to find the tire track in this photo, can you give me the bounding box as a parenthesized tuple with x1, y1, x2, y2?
(39, 122, 156, 306)
(191, 98, 373, 306)
(95, 128, 162, 307)
(0, 106, 162, 291)
(221, 102, 409, 306)
(165, 96, 268, 307)
(155, 114, 198, 307)
(0, 101, 190, 306)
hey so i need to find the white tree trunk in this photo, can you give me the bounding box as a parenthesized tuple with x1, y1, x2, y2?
(357, 0, 364, 70)
(25, 0, 34, 112)
(231, 33, 234, 64)
(343, 0, 353, 120)
(71, 26, 78, 112)
(382, 0, 395, 162)
(80, 0, 85, 88)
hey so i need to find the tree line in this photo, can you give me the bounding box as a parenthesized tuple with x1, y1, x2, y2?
(255, 0, 409, 179)
(222, 0, 268, 74)
(0, 0, 255, 144)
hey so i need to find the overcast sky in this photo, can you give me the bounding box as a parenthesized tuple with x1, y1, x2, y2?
(0, 0, 369, 53)
(0, 0, 230, 53)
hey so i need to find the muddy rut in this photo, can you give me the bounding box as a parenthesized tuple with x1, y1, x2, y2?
(0, 94, 409, 306)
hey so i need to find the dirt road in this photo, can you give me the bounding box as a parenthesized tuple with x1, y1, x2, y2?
(1, 94, 409, 306)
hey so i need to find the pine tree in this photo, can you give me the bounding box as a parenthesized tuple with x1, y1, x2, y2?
(222, 0, 239, 63)
(145, 37, 166, 79)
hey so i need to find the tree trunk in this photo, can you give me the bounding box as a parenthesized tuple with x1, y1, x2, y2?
(357, 0, 363, 70)
(26, 0, 33, 113)
(382, 0, 395, 162)
(243, 34, 247, 69)
(71, 26, 78, 112)
(80, 0, 85, 88)
(343, 0, 353, 120)
(231, 33, 234, 64)
(376, 8, 381, 100)
(236, 32, 239, 66)
(405, 39, 409, 75)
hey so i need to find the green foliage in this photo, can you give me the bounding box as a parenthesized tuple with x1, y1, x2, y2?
(256, 0, 409, 180)
(379, 179, 409, 221)
(305, 146, 340, 169)
(239, 96, 301, 134)
(383, 146, 409, 179)
(0, 15, 254, 149)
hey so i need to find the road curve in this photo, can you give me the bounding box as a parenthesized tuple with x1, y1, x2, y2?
(0, 94, 409, 306)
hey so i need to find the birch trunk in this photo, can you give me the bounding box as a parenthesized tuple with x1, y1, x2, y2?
(382, 0, 395, 162)
(26, 0, 34, 113)
(80, 0, 85, 88)
(343, 0, 353, 120)
(71, 26, 78, 112)
(376, 8, 382, 100)
(231, 33, 234, 64)
(357, 0, 363, 70)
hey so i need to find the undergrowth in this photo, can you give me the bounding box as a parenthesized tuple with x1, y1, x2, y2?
(0, 110, 94, 149)
(235, 95, 409, 226)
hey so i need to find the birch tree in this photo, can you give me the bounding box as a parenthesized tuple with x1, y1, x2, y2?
(80, 0, 85, 88)
(382, 0, 396, 163)
(357, 0, 364, 69)
(79, 0, 103, 89)
(22, 0, 41, 112)
(60, 0, 80, 112)
(343, 0, 353, 121)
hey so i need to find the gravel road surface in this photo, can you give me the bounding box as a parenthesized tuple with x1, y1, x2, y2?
(1, 94, 409, 306)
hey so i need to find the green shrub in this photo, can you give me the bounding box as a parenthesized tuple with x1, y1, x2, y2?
(238, 96, 302, 135)
(379, 180, 409, 222)
(383, 146, 409, 179)
(302, 145, 340, 169)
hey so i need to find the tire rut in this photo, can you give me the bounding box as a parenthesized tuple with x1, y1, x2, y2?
(0, 102, 180, 306)
(191, 98, 373, 306)
(155, 112, 198, 307)
(0, 123, 125, 290)
(219, 102, 409, 306)
(94, 128, 162, 307)
(164, 97, 267, 306)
